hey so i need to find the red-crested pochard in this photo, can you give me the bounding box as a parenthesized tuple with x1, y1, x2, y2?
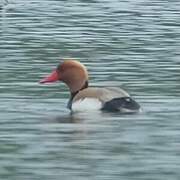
(40, 60, 140, 113)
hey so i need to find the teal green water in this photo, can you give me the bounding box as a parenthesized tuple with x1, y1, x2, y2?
(1, 0, 180, 179)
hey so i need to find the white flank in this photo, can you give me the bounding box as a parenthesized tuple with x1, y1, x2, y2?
(71, 98, 102, 112)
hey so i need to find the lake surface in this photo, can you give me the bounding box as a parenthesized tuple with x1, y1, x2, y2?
(0, 0, 180, 179)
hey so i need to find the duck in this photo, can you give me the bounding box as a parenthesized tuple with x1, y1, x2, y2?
(40, 60, 140, 113)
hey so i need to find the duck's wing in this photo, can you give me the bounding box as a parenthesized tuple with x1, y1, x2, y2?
(72, 87, 129, 102)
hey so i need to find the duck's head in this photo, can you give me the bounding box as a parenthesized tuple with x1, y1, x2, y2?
(40, 60, 88, 93)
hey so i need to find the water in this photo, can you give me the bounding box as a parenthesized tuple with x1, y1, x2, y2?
(1, 0, 180, 179)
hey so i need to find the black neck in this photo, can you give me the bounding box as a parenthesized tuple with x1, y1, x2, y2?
(67, 81, 88, 109)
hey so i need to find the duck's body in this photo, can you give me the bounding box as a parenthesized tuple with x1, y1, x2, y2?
(40, 60, 140, 113)
(69, 87, 139, 113)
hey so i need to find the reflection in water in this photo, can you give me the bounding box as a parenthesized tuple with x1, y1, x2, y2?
(48, 114, 83, 124)
(44, 111, 117, 124)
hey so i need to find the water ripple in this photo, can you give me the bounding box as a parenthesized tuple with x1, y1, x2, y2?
(0, 0, 180, 179)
